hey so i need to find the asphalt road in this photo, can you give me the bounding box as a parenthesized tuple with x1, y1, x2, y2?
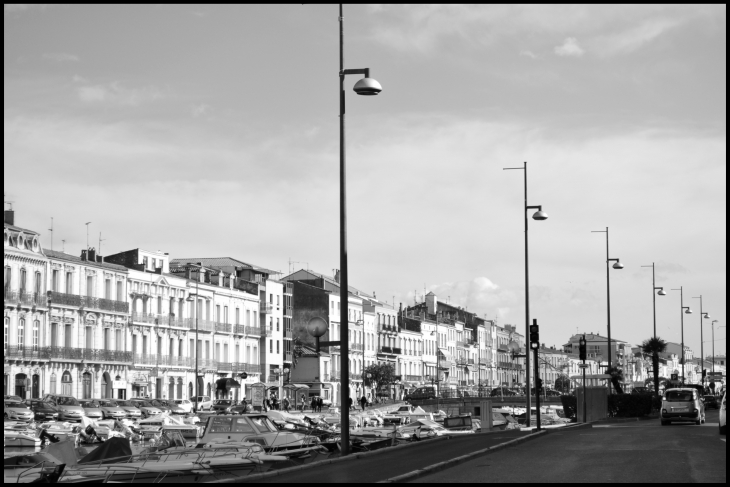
(411, 410, 726, 483)
(255, 429, 535, 483)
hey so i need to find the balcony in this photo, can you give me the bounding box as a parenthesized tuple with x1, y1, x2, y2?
(131, 312, 160, 325)
(497, 344, 509, 352)
(46, 346, 132, 363)
(267, 374, 280, 383)
(215, 322, 232, 334)
(349, 372, 362, 381)
(260, 303, 273, 314)
(217, 362, 233, 371)
(284, 282, 293, 295)
(4, 346, 49, 361)
(284, 329, 293, 339)
(181, 318, 215, 332)
(379, 325, 398, 334)
(265, 327, 273, 337)
(233, 363, 263, 375)
(48, 291, 128, 313)
(285, 306, 293, 317)
(5, 289, 47, 308)
(438, 360, 452, 369)
(351, 343, 364, 352)
(456, 341, 467, 349)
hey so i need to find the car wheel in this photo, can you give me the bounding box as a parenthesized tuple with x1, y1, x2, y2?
(661, 420, 668, 426)
(695, 419, 701, 426)
(720, 425, 726, 435)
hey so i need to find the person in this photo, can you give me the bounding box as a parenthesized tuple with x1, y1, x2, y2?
(318, 396, 324, 412)
(282, 396, 289, 412)
(360, 395, 367, 411)
(310, 396, 317, 412)
(347, 396, 353, 411)
(272, 395, 279, 411)
(300, 394, 306, 412)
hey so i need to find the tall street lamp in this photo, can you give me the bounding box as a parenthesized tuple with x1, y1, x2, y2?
(186, 268, 200, 411)
(336, 4, 382, 457)
(692, 295, 710, 385)
(591, 227, 623, 388)
(711, 320, 721, 378)
(503, 161, 548, 428)
(641, 263, 666, 339)
(670, 287, 692, 384)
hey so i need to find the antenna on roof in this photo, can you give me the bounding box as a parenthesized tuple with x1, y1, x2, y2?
(99, 232, 106, 261)
(48, 217, 54, 251)
(61, 239, 66, 253)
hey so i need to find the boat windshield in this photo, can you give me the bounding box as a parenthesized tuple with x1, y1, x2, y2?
(250, 416, 278, 433)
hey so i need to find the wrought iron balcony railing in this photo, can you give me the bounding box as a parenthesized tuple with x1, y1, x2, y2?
(48, 291, 128, 313)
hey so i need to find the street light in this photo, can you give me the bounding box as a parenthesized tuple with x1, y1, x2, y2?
(592, 227, 623, 388)
(711, 320, 721, 380)
(336, 4, 381, 457)
(670, 287, 692, 385)
(692, 296, 711, 385)
(503, 161, 548, 428)
(641, 263, 667, 339)
(186, 268, 201, 410)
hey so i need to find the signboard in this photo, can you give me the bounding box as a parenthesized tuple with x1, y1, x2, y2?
(671, 373, 678, 381)
(251, 385, 265, 408)
(708, 371, 723, 377)
(112, 380, 127, 389)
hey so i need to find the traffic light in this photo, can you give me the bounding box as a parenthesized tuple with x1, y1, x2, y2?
(579, 335, 587, 361)
(537, 378, 543, 392)
(530, 320, 539, 349)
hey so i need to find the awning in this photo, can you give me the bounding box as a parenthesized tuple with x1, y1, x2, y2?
(283, 384, 310, 390)
(215, 378, 241, 390)
(438, 348, 453, 362)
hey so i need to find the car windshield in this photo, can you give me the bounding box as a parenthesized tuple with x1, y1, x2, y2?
(666, 391, 694, 402)
(56, 397, 80, 406)
(135, 401, 154, 407)
(99, 401, 117, 407)
(116, 400, 132, 407)
(36, 402, 54, 409)
(215, 400, 232, 405)
(81, 401, 99, 407)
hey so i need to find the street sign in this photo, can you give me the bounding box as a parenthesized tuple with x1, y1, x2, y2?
(578, 364, 590, 369)
(671, 373, 678, 381)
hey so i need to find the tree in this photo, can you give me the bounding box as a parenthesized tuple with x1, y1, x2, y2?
(362, 363, 397, 397)
(605, 366, 624, 394)
(641, 337, 668, 398)
(554, 374, 571, 394)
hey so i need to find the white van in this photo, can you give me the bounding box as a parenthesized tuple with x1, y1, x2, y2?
(192, 396, 213, 412)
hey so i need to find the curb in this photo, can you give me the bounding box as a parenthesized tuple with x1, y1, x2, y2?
(378, 430, 548, 483)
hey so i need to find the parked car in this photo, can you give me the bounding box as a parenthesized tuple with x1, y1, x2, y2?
(719, 392, 726, 435)
(212, 399, 234, 414)
(95, 399, 127, 420)
(173, 399, 194, 413)
(129, 398, 163, 418)
(192, 395, 213, 412)
(22, 399, 59, 421)
(110, 399, 142, 419)
(404, 387, 436, 401)
(79, 400, 104, 420)
(661, 388, 705, 426)
(151, 399, 186, 415)
(4, 401, 34, 422)
(42, 394, 86, 422)
(703, 395, 719, 410)
(4, 395, 24, 404)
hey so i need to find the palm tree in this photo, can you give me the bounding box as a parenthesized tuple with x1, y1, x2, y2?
(641, 337, 668, 397)
(605, 366, 624, 394)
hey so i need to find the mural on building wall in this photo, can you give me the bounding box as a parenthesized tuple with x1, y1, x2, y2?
(292, 281, 330, 349)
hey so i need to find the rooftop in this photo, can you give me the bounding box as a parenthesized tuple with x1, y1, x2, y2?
(44, 248, 128, 272)
(171, 257, 279, 276)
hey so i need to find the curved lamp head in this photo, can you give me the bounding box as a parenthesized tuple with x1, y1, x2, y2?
(306, 316, 329, 338)
(353, 78, 382, 96)
(657, 289, 667, 296)
(532, 210, 548, 221)
(703, 313, 710, 319)
(684, 308, 693, 315)
(612, 261, 624, 270)
(186, 294, 195, 302)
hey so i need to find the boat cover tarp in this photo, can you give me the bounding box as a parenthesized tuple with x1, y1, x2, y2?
(4, 439, 79, 467)
(78, 437, 132, 464)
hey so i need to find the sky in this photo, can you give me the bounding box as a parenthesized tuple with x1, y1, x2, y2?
(4, 5, 727, 357)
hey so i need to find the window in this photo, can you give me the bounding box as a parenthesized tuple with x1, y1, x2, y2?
(224, 343, 228, 362)
(65, 324, 72, 348)
(132, 335, 138, 354)
(18, 319, 25, 348)
(224, 306, 228, 323)
(216, 305, 221, 322)
(50, 373, 57, 394)
(276, 340, 280, 354)
(32, 320, 39, 349)
(86, 276, 93, 298)
(269, 293, 273, 304)
(115, 329, 121, 351)
(20, 268, 27, 292)
(4, 318, 8, 350)
(269, 340, 273, 353)
(35, 272, 41, 295)
(65, 272, 73, 293)
(142, 335, 148, 356)
(85, 326, 93, 349)
(142, 256, 148, 269)
(103, 328, 110, 350)
(276, 318, 279, 332)
(235, 308, 240, 325)
(105, 279, 111, 299)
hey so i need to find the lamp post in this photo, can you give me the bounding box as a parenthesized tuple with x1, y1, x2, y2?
(186, 269, 200, 411)
(336, 3, 382, 457)
(641, 263, 666, 339)
(711, 321, 720, 378)
(591, 227, 623, 390)
(691, 296, 710, 386)
(670, 287, 692, 385)
(503, 161, 548, 428)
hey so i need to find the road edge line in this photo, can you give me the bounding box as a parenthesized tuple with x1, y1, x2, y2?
(378, 430, 550, 483)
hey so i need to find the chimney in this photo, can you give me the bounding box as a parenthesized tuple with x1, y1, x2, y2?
(334, 269, 340, 284)
(425, 292, 437, 316)
(80, 249, 88, 261)
(4, 210, 14, 226)
(88, 247, 96, 262)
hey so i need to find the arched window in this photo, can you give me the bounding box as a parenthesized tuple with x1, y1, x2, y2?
(61, 371, 73, 396)
(82, 372, 92, 399)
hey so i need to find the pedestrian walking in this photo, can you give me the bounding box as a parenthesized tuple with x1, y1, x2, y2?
(347, 396, 353, 411)
(300, 394, 306, 412)
(318, 396, 324, 412)
(282, 397, 290, 412)
(360, 395, 367, 411)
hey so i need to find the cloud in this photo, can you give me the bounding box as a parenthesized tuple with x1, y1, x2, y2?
(72, 74, 88, 83)
(42, 52, 80, 63)
(422, 277, 520, 319)
(554, 37, 585, 57)
(77, 82, 165, 106)
(519, 50, 538, 59)
(191, 103, 210, 118)
(591, 18, 681, 56)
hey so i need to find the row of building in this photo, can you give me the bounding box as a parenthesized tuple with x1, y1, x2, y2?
(4, 209, 725, 405)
